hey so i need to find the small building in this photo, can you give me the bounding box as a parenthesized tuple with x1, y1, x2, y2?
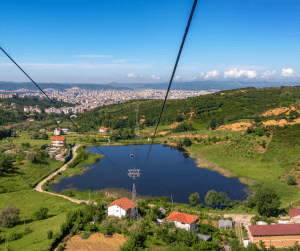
(248, 223, 300, 248)
(107, 197, 137, 219)
(24, 106, 29, 113)
(166, 211, 198, 232)
(219, 219, 232, 229)
(197, 234, 212, 241)
(54, 127, 61, 136)
(61, 128, 70, 133)
(99, 127, 108, 133)
(51, 136, 66, 147)
(11, 103, 16, 107)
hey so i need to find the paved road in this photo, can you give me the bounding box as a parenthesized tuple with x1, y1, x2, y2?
(34, 145, 90, 204)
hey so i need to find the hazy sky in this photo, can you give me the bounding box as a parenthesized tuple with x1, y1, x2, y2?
(1, 0, 300, 84)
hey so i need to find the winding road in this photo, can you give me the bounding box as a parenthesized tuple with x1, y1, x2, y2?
(34, 145, 90, 204)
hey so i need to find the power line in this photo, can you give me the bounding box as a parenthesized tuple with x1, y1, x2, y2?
(142, 0, 198, 174)
(0, 46, 124, 174)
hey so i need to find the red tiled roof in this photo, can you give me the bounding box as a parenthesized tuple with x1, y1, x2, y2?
(55, 127, 61, 130)
(167, 211, 198, 224)
(51, 136, 65, 141)
(108, 197, 137, 211)
(24, 106, 28, 108)
(99, 127, 108, 130)
(289, 209, 300, 220)
(249, 224, 300, 236)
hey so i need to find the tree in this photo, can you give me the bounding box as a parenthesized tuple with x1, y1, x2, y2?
(0, 205, 20, 227)
(205, 190, 219, 208)
(247, 243, 260, 251)
(208, 118, 216, 130)
(30, 132, 39, 139)
(259, 240, 266, 251)
(218, 191, 231, 208)
(286, 174, 296, 185)
(188, 192, 199, 207)
(0, 156, 13, 174)
(183, 137, 192, 147)
(254, 186, 281, 217)
(40, 133, 49, 140)
(230, 238, 242, 251)
(26, 152, 39, 162)
(32, 207, 49, 220)
(244, 196, 256, 209)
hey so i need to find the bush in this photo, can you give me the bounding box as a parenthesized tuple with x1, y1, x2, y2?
(47, 230, 53, 239)
(286, 174, 296, 185)
(0, 205, 20, 227)
(32, 207, 49, 220)
(8, 232, 24, 241)
(26, 152, 39, 162)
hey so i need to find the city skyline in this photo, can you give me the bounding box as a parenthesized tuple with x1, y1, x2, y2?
(1, 0, 300, 84)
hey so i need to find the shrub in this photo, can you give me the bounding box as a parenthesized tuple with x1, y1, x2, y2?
(32, 207, 49, 220)
(8, 232, 24, 241)
(286, 174, 296, 185)
(47, 230, 53, 239)
(26, 152, 39, 162)
(0, 205, 20, 227)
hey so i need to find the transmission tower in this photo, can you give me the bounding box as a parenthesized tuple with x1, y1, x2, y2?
(128, 167, 140, 221)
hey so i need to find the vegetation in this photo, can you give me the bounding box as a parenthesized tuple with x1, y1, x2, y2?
(0, 205, 20, 227)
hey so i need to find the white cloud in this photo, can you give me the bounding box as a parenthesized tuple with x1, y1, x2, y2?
(281, 68, 298, 77)
(261, 70, 276, 79)
(204, 70, 220, 79)
(224, 68, 258, 79)
(188, 77, 197, 81)
(126, 73, 136, 77)
(174, 76, 180, 80)
(150, 75, 160, 80)
(74, 55, 113, 58)
(200, 72, 205, 77)
(112, 59, 140, 63)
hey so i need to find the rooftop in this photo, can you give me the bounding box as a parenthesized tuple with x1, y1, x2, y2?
(108, 197, 137, 211)
(167, 211, 198, 224)
(249, 224, 300, 236)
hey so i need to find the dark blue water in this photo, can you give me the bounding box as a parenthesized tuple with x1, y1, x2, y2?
(51, 144, 248, 204)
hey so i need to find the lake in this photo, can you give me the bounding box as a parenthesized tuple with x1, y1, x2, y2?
(50, 144, 249, 204)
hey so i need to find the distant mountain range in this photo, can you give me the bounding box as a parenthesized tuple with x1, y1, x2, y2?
(0, 80, 300, 93)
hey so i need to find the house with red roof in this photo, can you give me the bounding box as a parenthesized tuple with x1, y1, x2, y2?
(99, 127, 108, 133)
(248, 223, 300, 248)
(166, 211, 199, 232)
(51, 136, 66, 147)
(108, 197, 137, 219)
(24, 106, 29, 113)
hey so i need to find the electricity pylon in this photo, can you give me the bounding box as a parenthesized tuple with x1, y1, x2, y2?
(128, 168, 140, 221)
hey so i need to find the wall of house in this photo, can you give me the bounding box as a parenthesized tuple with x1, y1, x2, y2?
(168, 220, 196, 232)
(108, 205, 126, 218)
(252, 235, 300, 248)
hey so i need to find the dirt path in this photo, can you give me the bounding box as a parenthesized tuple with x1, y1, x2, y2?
(34, 144, 90, 204)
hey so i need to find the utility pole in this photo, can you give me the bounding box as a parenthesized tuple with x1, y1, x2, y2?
(128, 168, 140, 221)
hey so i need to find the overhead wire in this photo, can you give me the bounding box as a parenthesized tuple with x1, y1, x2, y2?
(0, 46, 124, 174)
(142, 0, 198, 174)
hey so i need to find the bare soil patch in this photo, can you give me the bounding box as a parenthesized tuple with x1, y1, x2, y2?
(168, 122, 180, 128)
(202, 219, 218, 228)
(217, 122, 252, 132)
(64, 233, 129, 251)
(260, 105, 299, 117)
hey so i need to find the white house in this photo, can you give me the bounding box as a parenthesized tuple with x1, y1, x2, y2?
(24, 106, 29, 113)
(51, 136, 66, 147)
(99, 127, 108, 133)
(54, 127, 61, 136)
(107, 197, 137, 219)
(166, 211, 199, 232)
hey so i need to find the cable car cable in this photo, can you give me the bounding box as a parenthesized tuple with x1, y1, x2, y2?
(142, 0, 198, 174)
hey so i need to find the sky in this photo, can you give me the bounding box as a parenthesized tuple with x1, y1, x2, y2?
(1, 0, 300, 84)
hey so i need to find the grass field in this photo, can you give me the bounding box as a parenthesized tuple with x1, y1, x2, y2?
(0, 190, 84, 251)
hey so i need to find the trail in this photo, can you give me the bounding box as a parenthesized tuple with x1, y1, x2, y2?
(34, 144, 91, 204)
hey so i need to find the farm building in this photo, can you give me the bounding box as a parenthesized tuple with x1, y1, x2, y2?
(54, 127, 61, 136)
(107, 197, 137, 219)
(166, 211, 198, 232)
(248, 223, 300, 248)
(219, 219, 232, 229)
